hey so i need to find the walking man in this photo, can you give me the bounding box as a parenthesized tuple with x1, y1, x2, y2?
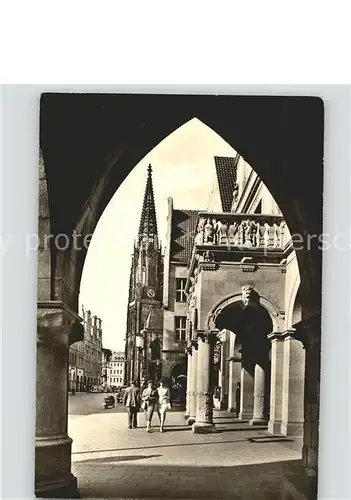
(123, 380, 140, 429)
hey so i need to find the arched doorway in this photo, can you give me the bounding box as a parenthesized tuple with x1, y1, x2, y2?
(37, 94, 323, 497)
(212, 289, 275, 425)
(170, 362, 187, 408)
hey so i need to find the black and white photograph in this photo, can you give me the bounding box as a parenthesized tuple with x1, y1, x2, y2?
(35, 93, 324, 499)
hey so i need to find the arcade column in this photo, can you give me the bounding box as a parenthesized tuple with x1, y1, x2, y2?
(184, 345, 193, 419)
(192, 331, 217, 434)
(228, 356, 241, 413)
(250, 350, 270, 426)
(187, 340, 198, 425)
(36, 301, 83, 498)
(239, 351, 255, 420)
(281, 330, 306, 436)
(268, 332, 285, 434)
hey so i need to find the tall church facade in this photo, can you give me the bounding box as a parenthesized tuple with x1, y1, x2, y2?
(125, 165, 164, 385)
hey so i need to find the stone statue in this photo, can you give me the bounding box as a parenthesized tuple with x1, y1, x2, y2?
(277, 220, 285, 247)
(218, 221, 228, 245)
(195, 231, 204, 245)
(204, 218, 214, 243)
(237, 221, 244, 246)
(228, 222, 237, 244)
(197, 217, 206, 232)
(243, 220, 253, 247)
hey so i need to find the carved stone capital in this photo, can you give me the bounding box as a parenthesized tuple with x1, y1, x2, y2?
(37, 301, 83, 348)
(196, 330, 218, 346)
(293, 313, 321, 350)
(191, 339, 198, 350)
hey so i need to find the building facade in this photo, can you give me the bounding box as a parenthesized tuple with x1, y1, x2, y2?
(184, 155, 304, 442)
(69, 306, 103, 391)
(105, 351, 126, 388)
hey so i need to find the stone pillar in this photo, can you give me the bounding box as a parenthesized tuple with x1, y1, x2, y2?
(219, 335, 229, 409)
(281, 331, 306, 436)
(239, 352, 254, 420)
(268, 332, 285, 434)
(250, 354, 269, 426)
(36, 301, 83, 498)
(227, 358, 241, 413)
(192, 331, 217, 433)
(184, 346, 192, 419)
(187, 340, 198, 425)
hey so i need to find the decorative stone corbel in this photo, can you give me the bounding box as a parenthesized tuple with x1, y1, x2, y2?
(240, 256, 257, 273)
(241, 285, 260, 309)
(279, 258, 287, 273)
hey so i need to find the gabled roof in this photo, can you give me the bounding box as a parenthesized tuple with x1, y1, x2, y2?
(170, 209, 202, 264)
(214, 155, 239, 212)
(138, 164, 158, 238)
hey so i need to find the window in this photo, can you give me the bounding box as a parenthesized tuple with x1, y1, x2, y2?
(176, 278, 187, 302)
(175, 316, 187, 342)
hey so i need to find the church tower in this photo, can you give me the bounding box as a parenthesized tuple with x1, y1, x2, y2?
(125, 164, 164, 385)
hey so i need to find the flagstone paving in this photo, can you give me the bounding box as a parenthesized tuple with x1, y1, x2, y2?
(69, 407, 311, 499)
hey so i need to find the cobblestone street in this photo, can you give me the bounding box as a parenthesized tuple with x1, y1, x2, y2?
(69, 396, 311, 499)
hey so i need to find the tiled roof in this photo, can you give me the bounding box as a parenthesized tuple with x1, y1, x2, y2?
(170, 209, 201, 264)
(214, 156, 238, 212)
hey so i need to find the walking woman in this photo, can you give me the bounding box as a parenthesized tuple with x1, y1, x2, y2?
(141, 381, 159, 432)
(157, 379, 171, 433)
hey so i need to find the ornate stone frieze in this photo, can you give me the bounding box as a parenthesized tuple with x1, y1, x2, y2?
(195, 213, 287, 249)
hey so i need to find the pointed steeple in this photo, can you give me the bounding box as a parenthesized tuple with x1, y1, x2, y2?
(138, 164, 158, 243)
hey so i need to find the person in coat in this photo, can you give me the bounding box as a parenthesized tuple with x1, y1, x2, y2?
(123, 380, 140, 429)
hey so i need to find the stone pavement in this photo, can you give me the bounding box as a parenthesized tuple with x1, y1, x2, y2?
(69, 409, 314, 499)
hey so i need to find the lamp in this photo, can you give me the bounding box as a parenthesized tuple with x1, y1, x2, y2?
(135, 334, 143, 350)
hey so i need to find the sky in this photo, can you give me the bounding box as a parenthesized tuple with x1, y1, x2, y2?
(79, 118, 237, 352)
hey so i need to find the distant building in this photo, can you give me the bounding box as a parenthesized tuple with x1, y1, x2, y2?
(106, 351, 126, 387)
(69, 306, 103, 391)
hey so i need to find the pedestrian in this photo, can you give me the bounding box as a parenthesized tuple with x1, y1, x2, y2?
(123, 380, 140, 429)
(141, 381, 159, 432)
(157, 378, 171, 433)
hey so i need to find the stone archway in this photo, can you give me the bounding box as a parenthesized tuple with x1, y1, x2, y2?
(205, 290, 284, 334)
(37, 94, 323, 497)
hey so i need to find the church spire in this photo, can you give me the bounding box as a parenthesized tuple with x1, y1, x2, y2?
(138, 164, 158, 243)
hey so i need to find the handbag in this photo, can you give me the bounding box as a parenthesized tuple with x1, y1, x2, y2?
(167, 402, 171, 410)
(141, 401, 147, 411)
